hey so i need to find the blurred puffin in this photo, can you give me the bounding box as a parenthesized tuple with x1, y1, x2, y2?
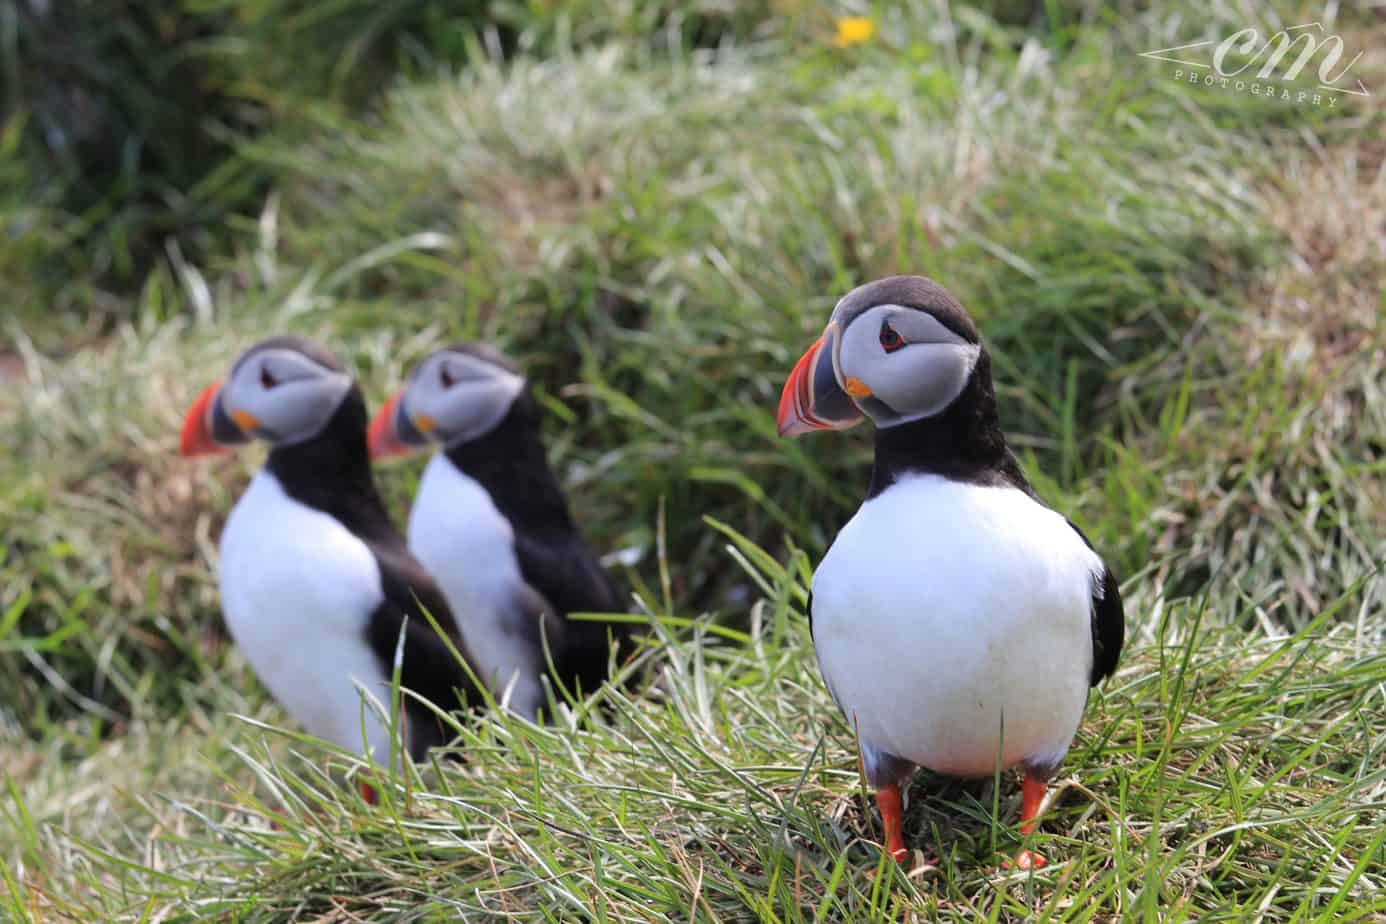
(180, 336, 483, 800)
(367, 343, 630, 720)
(777, 276, 1124, 868)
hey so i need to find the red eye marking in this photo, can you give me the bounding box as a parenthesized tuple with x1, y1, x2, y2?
(260, 367, 278, 389)
(440, 366, 456, 388)
(880, 320, 905, 353)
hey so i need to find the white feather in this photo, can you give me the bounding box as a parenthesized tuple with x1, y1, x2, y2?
(218, 471, 394, 760)
(407, 453, 544, 718)
(811, 473, 1102, 778)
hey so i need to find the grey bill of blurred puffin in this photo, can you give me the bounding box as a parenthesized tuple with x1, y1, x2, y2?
(366, 343, 632, 721)
(179, 336, 484, 803)
(777, 276, 1125, 869)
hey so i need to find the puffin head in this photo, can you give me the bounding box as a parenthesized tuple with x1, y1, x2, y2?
(367, 343, 527, 459)
(777, 275, 983, 437)
(179, 336, 355, 456)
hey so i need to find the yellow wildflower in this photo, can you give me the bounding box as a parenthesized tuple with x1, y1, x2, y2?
(834, 16, 875, 48)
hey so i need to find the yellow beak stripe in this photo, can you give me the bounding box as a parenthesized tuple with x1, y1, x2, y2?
(844, 377, 873, 398)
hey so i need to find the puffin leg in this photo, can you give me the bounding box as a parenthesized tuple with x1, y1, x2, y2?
(359, 770, 379, 806)
(1012, 771, 1048, 870)
(862, 742, 916, 863)
(875, 783, 909, 862)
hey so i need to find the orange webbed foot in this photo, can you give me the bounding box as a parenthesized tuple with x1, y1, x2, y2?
(1004, 770, 1049, 871)
(1005, 849, 1048, 870)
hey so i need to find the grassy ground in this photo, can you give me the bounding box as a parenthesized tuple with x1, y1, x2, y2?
(2, 2, 1384, 920)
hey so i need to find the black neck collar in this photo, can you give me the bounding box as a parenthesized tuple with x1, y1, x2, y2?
(265, 387, 403, 546)
(443, 395, 576, 535)
(866, 351, 1031, 499)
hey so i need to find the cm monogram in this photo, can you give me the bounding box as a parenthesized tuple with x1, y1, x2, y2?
(1142, 21, 1371, 105)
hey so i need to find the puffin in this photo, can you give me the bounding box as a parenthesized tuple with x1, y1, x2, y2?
(776, 276, 1124, 868)
(366, 343, 630, 721)
(179, 336, 483, 800)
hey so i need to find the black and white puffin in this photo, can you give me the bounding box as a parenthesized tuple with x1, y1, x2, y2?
(179, 336, 483, 800)
(366, 343, 630, 720)
(777, 276, 1124, 868)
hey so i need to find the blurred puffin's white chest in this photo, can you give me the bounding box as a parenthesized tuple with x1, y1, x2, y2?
(217, 471, 393, 757)
(407, 454, 540, 712)
(811, 474, 1101, 777)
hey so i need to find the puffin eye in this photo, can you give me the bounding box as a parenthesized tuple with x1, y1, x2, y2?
(879, 320, 905, 353)
(440, 365, 456, 389)
(260, 366, 279, 389)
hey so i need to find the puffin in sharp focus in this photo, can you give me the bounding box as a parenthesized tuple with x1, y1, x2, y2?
(777, 276, 1124, 868)
(179, 337, 483, 799)
(367, 343, 631, 720)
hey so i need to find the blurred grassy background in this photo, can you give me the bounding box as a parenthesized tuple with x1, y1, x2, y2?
(1, 0, 1383, 918)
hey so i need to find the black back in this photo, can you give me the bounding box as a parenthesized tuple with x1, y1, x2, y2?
(443, 388, 632, 700)
(267, 383, 483, 759)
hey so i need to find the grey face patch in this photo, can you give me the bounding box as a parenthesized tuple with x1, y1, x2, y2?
(836, 304, 981, 427)
(221, 345, 354, 446)
(402, 349, 526, 448)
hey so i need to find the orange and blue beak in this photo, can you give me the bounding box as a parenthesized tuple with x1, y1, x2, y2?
(368, 390, 431, 459)
(776, 323, 864, 437)
(179, 381, 250, 457)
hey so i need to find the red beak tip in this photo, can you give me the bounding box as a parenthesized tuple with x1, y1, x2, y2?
(179, 381, 228, 457)
(367, 393, 410, 460)
(776, 335, 827, 437)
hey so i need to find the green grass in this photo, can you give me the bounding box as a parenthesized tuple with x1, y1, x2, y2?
(0, 0, 775, 329)
(2, 1, 1384, 919)
(5, 558, 1384, 920)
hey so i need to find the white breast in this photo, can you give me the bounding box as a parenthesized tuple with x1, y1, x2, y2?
(811, 473, 1101, 778)
(218, 471, 393, 760)
(407, 454, 543, 717)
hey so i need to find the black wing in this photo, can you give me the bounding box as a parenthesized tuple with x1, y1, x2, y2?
(512, 532, 632, 697)
(1089, 565, 1124, 686)
(365, 544, 485, 760)
(1066, 519, 1125, 687)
